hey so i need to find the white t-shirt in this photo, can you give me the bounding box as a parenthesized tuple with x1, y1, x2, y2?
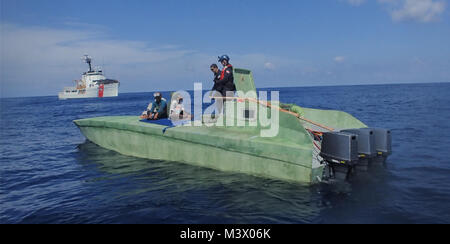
(170, 100, 184, 115)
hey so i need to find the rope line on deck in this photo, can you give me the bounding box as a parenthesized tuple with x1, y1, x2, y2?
(211, 96, 335, 131)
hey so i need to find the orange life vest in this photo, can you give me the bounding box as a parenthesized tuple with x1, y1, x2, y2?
(220, 64, 233, 80)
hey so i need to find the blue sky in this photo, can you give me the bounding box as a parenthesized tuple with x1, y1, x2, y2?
(1, 0, 449, 97)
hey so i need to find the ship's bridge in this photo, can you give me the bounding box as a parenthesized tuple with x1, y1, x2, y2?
(83, 70, 103, 75)
(82, 71, 106, 87)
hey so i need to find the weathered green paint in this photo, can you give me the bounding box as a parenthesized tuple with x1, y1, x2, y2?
(233, 68, 256, 95)
(75, 115, 314, 183)
(301, 107, 367, 130)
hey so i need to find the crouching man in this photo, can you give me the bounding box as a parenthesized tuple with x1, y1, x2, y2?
(145, 92, 168, 120)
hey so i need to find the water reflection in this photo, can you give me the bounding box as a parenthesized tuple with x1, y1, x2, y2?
(76, 141, 328, 223)
(76, 140, 402, 223)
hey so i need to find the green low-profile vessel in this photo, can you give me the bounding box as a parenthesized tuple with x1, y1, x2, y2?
(74, 68, 371, 184)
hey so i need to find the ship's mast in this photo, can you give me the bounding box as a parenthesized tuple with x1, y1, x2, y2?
(82, 55, 93, 72)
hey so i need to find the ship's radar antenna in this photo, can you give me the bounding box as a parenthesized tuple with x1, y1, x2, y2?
(82, 55, 93, 72)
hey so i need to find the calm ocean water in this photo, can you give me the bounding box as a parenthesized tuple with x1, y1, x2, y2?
(1, 83, 450, 224)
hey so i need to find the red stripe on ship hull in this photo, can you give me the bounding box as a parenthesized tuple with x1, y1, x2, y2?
(98, 84, 104, 97)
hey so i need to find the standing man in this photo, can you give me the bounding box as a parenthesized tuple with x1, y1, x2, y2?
(210, 64, 222, 95)
(217, 55, 236, 97)
(210, 63, 224, 115)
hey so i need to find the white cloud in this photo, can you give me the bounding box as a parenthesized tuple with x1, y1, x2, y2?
(1, 23, 304, 97)
(264, 62, 275, 70)
(378, 0, 446, 22)
(340, 0, 447, 22)
(234, 53, 287, 72)
(0, 23, 202, 97)
(334, 56, 346, 63)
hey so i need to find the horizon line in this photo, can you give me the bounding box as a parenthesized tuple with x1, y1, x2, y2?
(1, 81, 449, 99)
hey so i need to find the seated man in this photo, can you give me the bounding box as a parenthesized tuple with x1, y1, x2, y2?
(169, 93, 191, 120)
(146, 92, 168, 120)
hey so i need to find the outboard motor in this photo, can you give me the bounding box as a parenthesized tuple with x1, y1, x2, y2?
(372, 128, 392, 164)
(341, 128, 376, 171)
(320, 131, 359, 180)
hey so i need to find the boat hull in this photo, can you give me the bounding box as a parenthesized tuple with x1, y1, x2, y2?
(74, 116, 325, 184)
(78, 124, 319, 184)
(58, 83, 118, 99)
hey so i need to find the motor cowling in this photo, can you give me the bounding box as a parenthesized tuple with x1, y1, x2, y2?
(320, 131, 359, 180)
(372, 128, 392, 156)
(341, 128, 376, 158)
(320, 131, 359, 164)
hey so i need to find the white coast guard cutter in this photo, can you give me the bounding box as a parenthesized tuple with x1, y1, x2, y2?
(58, 55, 119, 99)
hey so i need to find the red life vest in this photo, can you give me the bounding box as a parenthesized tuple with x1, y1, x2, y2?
(220, 64, 233, 80)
